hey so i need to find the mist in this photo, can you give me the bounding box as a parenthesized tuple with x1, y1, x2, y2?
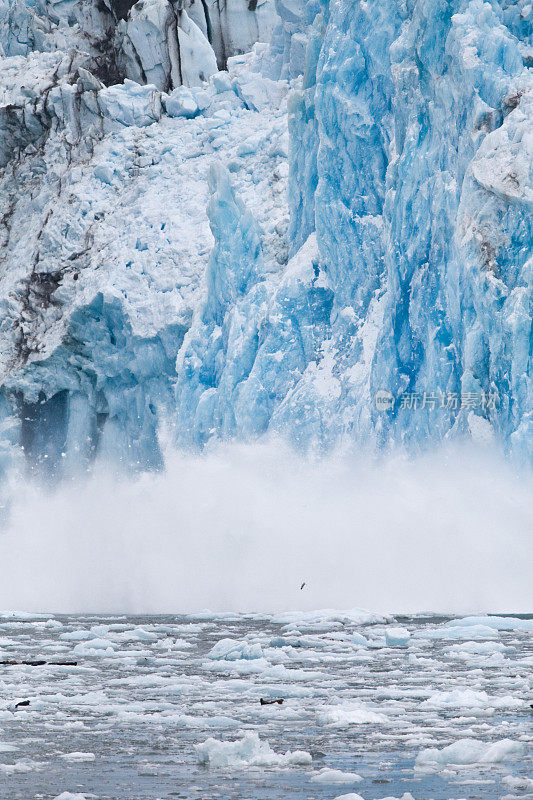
(0, 441, 531, 616)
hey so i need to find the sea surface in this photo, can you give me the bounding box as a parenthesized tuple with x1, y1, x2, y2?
(0, 611, 531, 800)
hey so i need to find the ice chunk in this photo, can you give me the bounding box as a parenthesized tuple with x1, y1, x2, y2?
(0, 761, 40, 775)
(233, 73, 286, 112)
(415, 738, 527, 772)
(52, 794, 88, 800)
(501, 776, 533, 792)
(93, 164, 116, 185)
(270, 609, 389, 627)
(415, 624, 500, 640)
(207, 638, 264, 660)
(385, 627, 410, 647)
(98, 80, 162, 127)
(164, 87, 199, 118)
(318, 702, 388, 726)
(330, 794, 365, 800)
(446, 641, 505, 655)
(446, 616, 533, 632)
(60, 752, 96, 762)
(195, 731, 312, 767)
(311, 767, 363, 783)
(72, 638, 116, 657)
(212, 71, 233, 94)
(60, 630, 93, 641)
(421, 689, 525, 712)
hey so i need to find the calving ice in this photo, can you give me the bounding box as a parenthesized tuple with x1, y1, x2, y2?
(0, 3, 531, 798)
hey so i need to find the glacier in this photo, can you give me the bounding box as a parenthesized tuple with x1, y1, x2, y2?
(0, 0, 531, 494)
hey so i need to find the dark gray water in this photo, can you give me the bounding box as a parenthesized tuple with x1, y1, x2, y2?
(0, 612, 531, 800)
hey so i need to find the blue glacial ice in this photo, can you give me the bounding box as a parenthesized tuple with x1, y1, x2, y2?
(0, 0, 531, 487)
(176, 0, 533, 456)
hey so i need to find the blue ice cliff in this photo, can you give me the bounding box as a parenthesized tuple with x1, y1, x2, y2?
(0, 0, 531, 492)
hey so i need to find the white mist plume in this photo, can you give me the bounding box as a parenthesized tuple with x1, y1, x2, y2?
(0, 441, 531, 615)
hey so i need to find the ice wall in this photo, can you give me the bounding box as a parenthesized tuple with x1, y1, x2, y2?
(0, 0, 280, 487)
(177, 0, 532, 459)
(291, 0, 533, 457)
(0, 0, 531, 486)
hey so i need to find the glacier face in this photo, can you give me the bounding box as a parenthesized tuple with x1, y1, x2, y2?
(175, 0, 533, 455)
(0, 0, 531, 491)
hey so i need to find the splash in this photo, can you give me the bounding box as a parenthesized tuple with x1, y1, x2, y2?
(0, 441, 531, 614)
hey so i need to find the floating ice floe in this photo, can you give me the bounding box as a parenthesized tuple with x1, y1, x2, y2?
(311, 767, 363, 783)
(446, 616, 533, 632)
(195, 731, 312, 767)
(446, 641, 505, 655)
(415, 624, 500, 640)
(421, 689, 525, 712)
(60, 752, 96, 762)
(385, 627, 411, 646)
(330, 795, 415, 800)
(72, 638, 116, 657)
(115, 627, 158, 642)
(207, 638, 264, 660)
(501, 775, 533, 791)
(318, 701, 388, 726)
(52, 794, 89, 800)
(330, 794, 365, 800)
(60, 630, 93, 641)
(270, 609, 389, 628)
(415, 738, 527, 772)
(0, 760, 42, 775)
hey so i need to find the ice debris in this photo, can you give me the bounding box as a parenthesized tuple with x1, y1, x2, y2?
(415, 738, 527, 772)
(195, 731, 312, 767)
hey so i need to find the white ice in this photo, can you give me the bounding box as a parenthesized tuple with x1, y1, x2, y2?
(195, 731, 312, 767)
